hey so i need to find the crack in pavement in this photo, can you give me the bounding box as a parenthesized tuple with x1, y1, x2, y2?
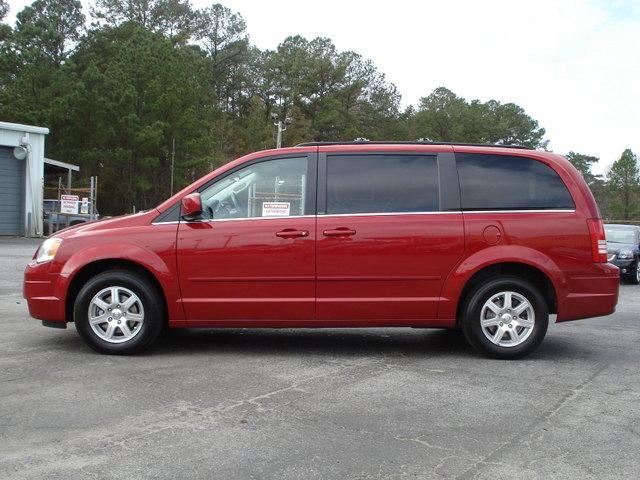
(453, 361, 609, 480)
(1, 357, 392, 475)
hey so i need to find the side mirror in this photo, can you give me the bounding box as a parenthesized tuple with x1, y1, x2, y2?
(181, 193, 202, 220)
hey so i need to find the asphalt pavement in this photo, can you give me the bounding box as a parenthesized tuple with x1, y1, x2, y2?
(1, 237, 638, 479)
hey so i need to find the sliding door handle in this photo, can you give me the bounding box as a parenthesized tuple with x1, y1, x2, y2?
(276, 229, 309, 239)
(323, 227, 356, 237)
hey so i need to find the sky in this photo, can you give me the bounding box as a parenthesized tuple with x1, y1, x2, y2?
(5, 0, 640, 174)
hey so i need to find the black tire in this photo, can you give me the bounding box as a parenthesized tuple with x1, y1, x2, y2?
(74, 270, 165, 354)
(625, 262, 640, 285)
(461, 276, 549, 359)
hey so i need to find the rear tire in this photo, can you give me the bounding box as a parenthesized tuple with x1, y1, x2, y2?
(74, 270, 165, 354)
(461, 276, 548, 359)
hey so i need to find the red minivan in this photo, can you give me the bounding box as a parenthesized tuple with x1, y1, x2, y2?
(24, 142, 619, 358)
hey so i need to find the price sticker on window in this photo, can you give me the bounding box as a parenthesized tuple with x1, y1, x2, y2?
(262, 202, 290, 217)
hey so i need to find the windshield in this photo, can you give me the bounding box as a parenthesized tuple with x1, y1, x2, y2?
(605, 227, 637, 244)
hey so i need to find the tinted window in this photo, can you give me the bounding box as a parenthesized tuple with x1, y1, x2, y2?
(199, 157, 308, 220)
(326, 154, 439, 214)
(457, 154, 574, 210)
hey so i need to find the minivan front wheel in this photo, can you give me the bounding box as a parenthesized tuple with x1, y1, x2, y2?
(74, 270, 165, 354)
(461, 276, 548, 359)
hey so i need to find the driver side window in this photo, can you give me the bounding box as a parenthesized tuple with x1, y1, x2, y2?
(200, 157, 308, 220)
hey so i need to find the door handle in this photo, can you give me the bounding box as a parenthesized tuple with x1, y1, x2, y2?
(276, 229, 309, 239)
(323, 227, 356, 237)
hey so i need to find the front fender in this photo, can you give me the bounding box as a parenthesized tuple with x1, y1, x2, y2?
(57, 241, 183, 323)
(61, 243, 171, 278)
(437, 245, 566, 320)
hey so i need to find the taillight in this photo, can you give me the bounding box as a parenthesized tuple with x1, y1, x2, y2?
(587, 218, 608, 263)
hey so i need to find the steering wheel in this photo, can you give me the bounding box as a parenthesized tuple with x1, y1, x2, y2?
(206, 200, 217, 219)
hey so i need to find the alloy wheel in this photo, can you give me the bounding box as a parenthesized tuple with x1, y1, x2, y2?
(88, 286, 145, 343)
(480, 291, 535, 348)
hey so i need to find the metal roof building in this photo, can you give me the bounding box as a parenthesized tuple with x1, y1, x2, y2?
(0, 121, 50, 236)
(0, 121, 83, 237)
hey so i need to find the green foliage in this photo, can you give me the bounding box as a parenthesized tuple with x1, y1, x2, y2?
(567, 152, 601, 184)
(2, 0, 558, 215)
(15, 0, 84, 64)
(92, 0, 196, 41)
(0, 0, 84, 131)
(410, 87, 547, 148)
(607, 149, 640, 220)
(566, 152, 608, 216)
(55, 23, 215, 212)
(0, 1, 8, 20)
(0, 1, 12, 64)
(254, 36, 403, 142)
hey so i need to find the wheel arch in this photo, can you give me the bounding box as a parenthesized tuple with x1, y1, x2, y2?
(59, 241, 180, 324)
(64, 258, 170, 325)
(454, 261, 558, 328)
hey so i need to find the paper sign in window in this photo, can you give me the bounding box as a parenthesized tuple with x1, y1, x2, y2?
(262, 202, 291, 217)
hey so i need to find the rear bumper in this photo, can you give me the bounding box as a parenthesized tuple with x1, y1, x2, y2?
(23, 261, 67, 325)
(557, 263, 620, 322)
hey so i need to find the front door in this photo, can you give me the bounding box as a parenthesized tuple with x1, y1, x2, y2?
(176, 154, 316, 325)
(316, 151, 464, 324)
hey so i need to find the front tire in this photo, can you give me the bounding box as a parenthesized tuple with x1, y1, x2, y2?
(461, 276, 549, 359)
(625, 261, 640, 285)
(74, 270, 165, 354)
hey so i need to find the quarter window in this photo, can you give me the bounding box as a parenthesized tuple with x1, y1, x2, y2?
(199, 157, 308, 220)
(326, 154, 439, 214)
(456, 154, 575, 210)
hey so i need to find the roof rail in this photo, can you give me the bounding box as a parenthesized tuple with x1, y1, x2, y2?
(295, 139, 530, 149)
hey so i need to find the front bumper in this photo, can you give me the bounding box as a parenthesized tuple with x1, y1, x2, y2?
(23, 261, 67, 325)
(609, 259, 635, 274)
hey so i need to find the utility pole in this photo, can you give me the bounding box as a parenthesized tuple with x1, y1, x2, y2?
(170, 137, 175, 195)
(275, 120, 283, 149)
(271, 113, 292, 148)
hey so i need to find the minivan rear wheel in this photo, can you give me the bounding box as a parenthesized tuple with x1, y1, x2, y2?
(74, 270, 165, 354)
(461, 276, 548, 359)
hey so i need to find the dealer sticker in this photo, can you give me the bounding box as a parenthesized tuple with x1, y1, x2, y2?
(262, 202, 291, 217)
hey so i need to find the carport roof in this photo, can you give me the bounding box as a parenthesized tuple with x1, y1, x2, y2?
(44, 157, 79, 172)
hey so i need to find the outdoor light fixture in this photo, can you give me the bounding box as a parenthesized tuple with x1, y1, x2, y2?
(13, 145, 28, 160)
(13, 135, 31, 160)
(271, 112, 291, 148)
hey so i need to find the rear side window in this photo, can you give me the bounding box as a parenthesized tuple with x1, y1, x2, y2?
(326, 154, 438, 214)
(456, 153, 575, 210)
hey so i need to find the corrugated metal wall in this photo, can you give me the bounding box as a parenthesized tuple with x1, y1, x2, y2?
(0, 147, 25, 235)
(0, 123, 48, 236)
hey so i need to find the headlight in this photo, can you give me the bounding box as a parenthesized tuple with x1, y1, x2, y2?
(36, 238, 63, 263)
(618, 250, 633, 259)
